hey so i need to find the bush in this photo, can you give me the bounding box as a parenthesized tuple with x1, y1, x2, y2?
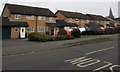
(28, 32, 42, 41)
(28, 32, 74, 42)
(104, 28, 116, 34)
(56, 35, 74, 40)
(114, 27, 120, 33)
(47, 36, 57, 41)
(71, 29, 81, 37)
(59, 29, 67, 35)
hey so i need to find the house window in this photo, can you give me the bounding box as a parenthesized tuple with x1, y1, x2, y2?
(27, 27, 34, 32)
(15, 27, 19, 32)
(69, 18, 72, 22)
(46, 26, 49, 31)
(49, 17, 54, 21)
(38, 26, 45, 32)
(81, 20, 84, 23)
(75, 19, 79, 22)
(86, 20, 90, 23)
(26, 15, 34, 20)
(15, 14, 21, 19)
(38, 16, 46, 20)
(55, 28, 59, 32)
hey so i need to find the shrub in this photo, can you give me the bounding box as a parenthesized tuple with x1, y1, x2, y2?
(114, 27, 120, 33)
(28, 32, 42, 41)
(59, 29, 67, 35)
(71, 29, 81, 37)
(56, 35, 74, 40)
(64, 35, 74, 40)
(47, 36, 57, 41)
(28, 32, 74, 42)
(104, 28, 115, 34)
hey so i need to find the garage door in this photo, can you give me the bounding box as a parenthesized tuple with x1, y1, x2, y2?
(2, 27, 11, 39)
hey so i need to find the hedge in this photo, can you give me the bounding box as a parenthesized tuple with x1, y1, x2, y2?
(71, 29, 81, 37)
(28, 32, 74, 42)
(59, 29, 67, 35)
(104, 27, 120, 34)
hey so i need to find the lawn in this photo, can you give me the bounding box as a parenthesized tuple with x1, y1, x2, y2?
(80, 35, 97, 38)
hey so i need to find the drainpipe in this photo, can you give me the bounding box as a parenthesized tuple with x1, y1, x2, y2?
(36, 16, 38, 32)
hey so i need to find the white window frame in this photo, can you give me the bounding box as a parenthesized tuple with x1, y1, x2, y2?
(49, 17, 54, 21)
(27, 27, 34, 32)
(38, 26, 45, 32)
(69, 18, 72, 22)
(15, 27, 19, 32)
(26, 15, 34, 20)
(38, 16, 46, 20)
(55, 27, 59, 32)
(75, 19, 79, 22)
(15, 14, 21, 19)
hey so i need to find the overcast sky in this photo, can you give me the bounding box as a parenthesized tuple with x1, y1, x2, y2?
(0, 0, 119, 18)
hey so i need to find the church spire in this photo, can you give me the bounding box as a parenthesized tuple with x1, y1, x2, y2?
(109, 7, 114, 19)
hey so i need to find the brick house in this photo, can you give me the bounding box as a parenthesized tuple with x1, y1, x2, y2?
(55, 10, 93, 29)
(1, 17, 29, 39)
(86, 14, 110, 28)
(55, 10, 110, 29)
(2, 3, 57, 39)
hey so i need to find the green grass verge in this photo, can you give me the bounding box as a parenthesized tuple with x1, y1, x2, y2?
(80, 35, 97, 38)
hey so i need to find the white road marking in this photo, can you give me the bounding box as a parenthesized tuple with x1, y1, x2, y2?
(72, 58, 92, 64)
(65, 56, 120, 71)
(76, 59, 100, 67)
(93, 61, 113, 72)
(85, 47, 115, 55)
(65, 56, 86, 62)
(109, 65, 120, 72)
(65, 56, 100, 67)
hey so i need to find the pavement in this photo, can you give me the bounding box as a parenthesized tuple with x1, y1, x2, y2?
(2, 34, 118, 56)
(2, 34, 119, 71)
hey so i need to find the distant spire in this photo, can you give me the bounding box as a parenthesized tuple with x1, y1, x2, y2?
(108, 7, 114, 19)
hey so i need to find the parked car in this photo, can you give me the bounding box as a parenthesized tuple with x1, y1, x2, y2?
(66, 30, 72, 35)
(82, 27, 104, 35)
(97, 27, 104, 34)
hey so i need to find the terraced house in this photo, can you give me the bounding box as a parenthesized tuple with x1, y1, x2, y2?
(55, 10, 93, 28)
(55, 10, 110, 29)
(2, 3, 57, 39)
(86, 14, 110, 28)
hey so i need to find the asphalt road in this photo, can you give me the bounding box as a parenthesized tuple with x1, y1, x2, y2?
(2, 39, 119, 72)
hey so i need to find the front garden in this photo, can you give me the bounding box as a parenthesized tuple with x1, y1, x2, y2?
(28, 26, 120, 42)
(28, 29, 81, 42)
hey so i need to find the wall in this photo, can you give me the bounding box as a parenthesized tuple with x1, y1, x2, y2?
(2, 7, 10, 17)
(11, 27, 20, 39)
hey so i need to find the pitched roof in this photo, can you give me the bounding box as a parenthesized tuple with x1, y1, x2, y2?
(3, 3, 56, 17)
(56, 10, 92, 20)
(46, 20, 78, 27)
(85, 22, 104, 27)
(1, 17, 29, 27)
(116, 17, 120, 21)
(86, 14, 109, 21)
(56, 20, 78, 27)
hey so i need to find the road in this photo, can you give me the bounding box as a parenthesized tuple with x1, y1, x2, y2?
(2, 39, 119, 72)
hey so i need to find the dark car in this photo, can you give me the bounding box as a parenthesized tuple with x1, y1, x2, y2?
(82, 27, 104, 35)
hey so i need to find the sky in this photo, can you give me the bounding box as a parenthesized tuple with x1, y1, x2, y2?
(0, 0, 119, 18)
(118, 1, 120, 17)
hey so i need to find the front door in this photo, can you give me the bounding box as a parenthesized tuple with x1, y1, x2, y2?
(51, 28, 54, 35)
(20, 27, 25, 38)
